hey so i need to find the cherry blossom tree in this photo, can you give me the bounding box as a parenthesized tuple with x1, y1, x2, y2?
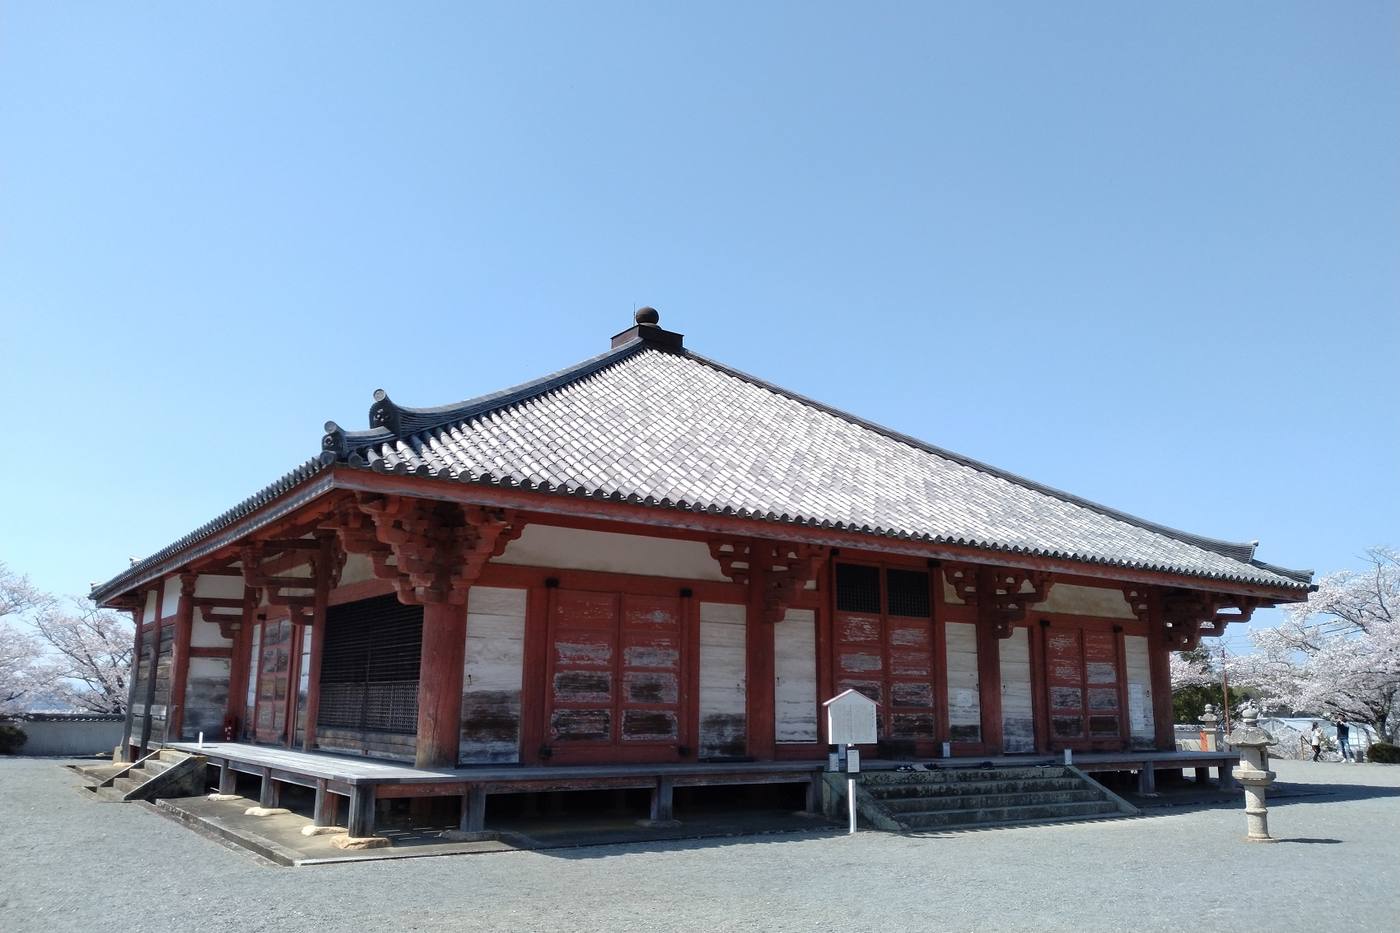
(1229, 547, 1400, 742)
(0, 562, 133, 714)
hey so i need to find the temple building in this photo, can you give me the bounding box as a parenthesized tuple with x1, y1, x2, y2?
(92, 309, 1312, 838)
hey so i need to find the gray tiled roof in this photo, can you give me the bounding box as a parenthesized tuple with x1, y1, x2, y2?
(93, 332, 1310, 603)
(325, 337, 1310, 592)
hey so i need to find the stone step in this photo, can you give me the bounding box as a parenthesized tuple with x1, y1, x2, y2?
(141, 759, 173, 777)
(899, 800, 1121, 829)
(867, 778, 1082, 799)
(879, 789, 1103, 813)
(862, 766, 1070, 785)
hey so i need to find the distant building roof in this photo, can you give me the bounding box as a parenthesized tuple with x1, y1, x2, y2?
(93, 312, 1311, 601)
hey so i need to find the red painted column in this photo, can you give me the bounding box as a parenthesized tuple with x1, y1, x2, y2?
(1147, 590, 1176, 751)
(224, 585, 258, 735)
(745, 543, 776, 760)
(975, 569, 1004, 753)
(166, 574, 197, 741)
(117, 597, 147, 761)
(416, 599, 469, 768)
(301, 535, 335, 751)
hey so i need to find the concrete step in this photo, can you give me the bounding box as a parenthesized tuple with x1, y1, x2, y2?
(141, 759, 173, 777)
(867, 778, 1082, 799)
(879, 789, 1103, 813)
(900, 800, 1122, 829)
(112, 776, 142, 795)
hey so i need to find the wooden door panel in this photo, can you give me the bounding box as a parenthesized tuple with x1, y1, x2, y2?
(1046, 628, 1085, 742)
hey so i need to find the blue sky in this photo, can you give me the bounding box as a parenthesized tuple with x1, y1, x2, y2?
(2, 3, 1396, 648)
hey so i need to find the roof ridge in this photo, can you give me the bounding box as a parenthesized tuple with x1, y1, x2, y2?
(321, 338, 650, 463)
(679, 349, 1291, 572)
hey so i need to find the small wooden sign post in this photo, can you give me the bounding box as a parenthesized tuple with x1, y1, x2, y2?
(824, 689, 879, 835)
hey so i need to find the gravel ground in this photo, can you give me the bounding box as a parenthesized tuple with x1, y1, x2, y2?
(2, 758, 1397, 933)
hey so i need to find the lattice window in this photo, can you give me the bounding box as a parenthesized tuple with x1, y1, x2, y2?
(317, 594, 423, 735)
(886, 569, 931, 618)
(835, 563, 881, 614)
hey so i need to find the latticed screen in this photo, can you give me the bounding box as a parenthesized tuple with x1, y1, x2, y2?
(317, 594, 423, 734)
(835, 563, 881, 613)
(885, 569, 931, 618)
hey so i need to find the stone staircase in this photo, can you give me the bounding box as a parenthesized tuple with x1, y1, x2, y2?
(85, 748, 207, 802)
(848, 764, 1136, 832)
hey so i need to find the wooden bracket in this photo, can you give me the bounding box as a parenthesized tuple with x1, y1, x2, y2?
(1120, 585, 1153, 624)
(945, 564, 1053, 637)
(1160, 591, 1256, 649)
(710, 538, 826, 623)
(327, 493, 524, 606)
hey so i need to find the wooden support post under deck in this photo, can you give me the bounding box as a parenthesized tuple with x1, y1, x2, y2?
(805, 773, 822, 814)
(348, 785, 377, 838)
(1218, 762, 1235, 791)
(649, 776, 676, 823)
(313, 779, 336, 826)
(1137, 763, 1156, 795)
(218, 761, 236, 795)
(166, 574, 197, 741)
(258, 768, 280, 808)
(1194, 766, 1211, 785)
(460, 786, 487, 833)
(416, 600, 470, 768)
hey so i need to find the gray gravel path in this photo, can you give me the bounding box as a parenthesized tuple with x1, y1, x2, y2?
(1, 758, 1396, 932)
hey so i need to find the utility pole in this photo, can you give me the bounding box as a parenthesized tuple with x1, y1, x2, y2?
(1219, 645, 1233, 726)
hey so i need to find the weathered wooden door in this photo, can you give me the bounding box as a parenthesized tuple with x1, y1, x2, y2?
(832, 565, 937, 751)
(1045, 625, 1123, 749)
(544, 589, 688, 763)
(254, 618, 292, 744)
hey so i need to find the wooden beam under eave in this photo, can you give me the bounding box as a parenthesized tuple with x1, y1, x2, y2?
(329, 468, 1311, 604)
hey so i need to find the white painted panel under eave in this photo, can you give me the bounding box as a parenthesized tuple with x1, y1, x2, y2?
(1000, 627, 1034, 753)
(699, 602, 747, 758)
(946, 622, 981, 743)
(1124, 635, 1155, 748)
(160, 577, 183, 620)
(1033, 583, 1136, 620)
(340, 552, 375, 586)
(461, 586, 527, 764)
(775, 608, 818, 743)
(497, 524, 727, 581)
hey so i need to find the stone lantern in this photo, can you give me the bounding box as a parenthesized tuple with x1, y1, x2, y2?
(1225, 703, 1279, 842)
(1199, 704, 1219, 752)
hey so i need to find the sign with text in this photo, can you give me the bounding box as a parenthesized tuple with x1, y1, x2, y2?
(823, 689, 878, 746)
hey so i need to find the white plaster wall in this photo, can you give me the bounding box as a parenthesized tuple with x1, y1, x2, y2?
(774, 608, 819, 743)
(461, 586, 527, 763)
(1000, 627, 1035, 753)
(1033, 583, 1135, 620)
(698, 602, 747, 757)
(340, 552, 375, 586)
(498, 525, 727, 581)
(1124, 635, 1155, 748)
(160, 577, 182, 619)
(143, 590, 158, 619)
(946, 622, 981, 742)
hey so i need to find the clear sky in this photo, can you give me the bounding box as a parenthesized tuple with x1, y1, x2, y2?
(2, 3, 1396, 648)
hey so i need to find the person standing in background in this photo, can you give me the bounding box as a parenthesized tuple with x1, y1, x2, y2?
(1334, 716, 1353, 762)
(1309, 722, 1325, 761)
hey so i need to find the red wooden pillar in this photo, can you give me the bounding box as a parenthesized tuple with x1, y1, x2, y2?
(117, 596, 147, 761)
(974, 569, 1004, 753)
(166, 573, 198, 741)
(745, 543, 776, 760)
(137, 582, 166, 756)
(416, 600, 469, 768)
(301, 535, 334, 751)
(1029, 619, 1050, 754)
(1147, 590, 1175, 751)
(224, 585, 258, 736)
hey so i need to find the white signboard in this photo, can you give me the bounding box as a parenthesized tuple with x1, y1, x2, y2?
(823, 689, 878, 746)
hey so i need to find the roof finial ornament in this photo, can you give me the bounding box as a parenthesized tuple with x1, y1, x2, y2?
(634, 306, 660, 326)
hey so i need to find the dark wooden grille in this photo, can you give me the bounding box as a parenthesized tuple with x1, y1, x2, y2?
(835, 564, 881, 614)
(317, 594, 423, 735)
(886, 569, 931, 618)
